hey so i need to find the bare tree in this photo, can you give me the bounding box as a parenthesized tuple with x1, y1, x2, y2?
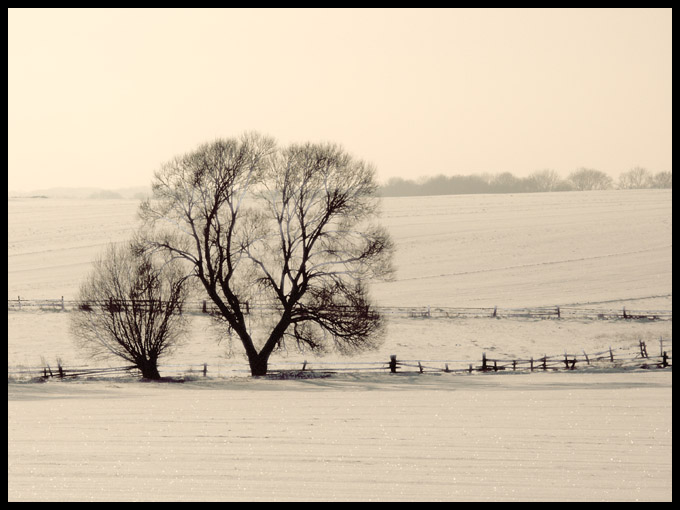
(618, 166, 651, 189)
(139, 133, 394, 375)
(490, 172, 527, 193)
(650, 171, 672, 189)
(567, 167, 613, 191)
(526, 169, 561, 192)
(70, 242, 190, 380)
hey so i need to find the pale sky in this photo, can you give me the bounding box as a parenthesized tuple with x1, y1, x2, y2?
(8, 8, 673, 191)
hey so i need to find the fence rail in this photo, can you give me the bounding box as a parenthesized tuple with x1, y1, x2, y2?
(6, 297, 673, 321)
(8, 339, 672, 381)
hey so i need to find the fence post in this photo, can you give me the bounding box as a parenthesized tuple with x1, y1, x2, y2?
(659, 337, 664, 357)
(418, 361, 423, 374)
(639, 339, 648, 358)
(662, 352, 669, 368)
(389, 355, 398, 373)
(556, 306, 561, 319)
(564, 353, 570, 370)
(582, 350, 590, 365)
(492, 306, 497, 318)
(202, 300, 207, 313)
(18, 296, 21, 310)
(203, 363, 207, 377)
(542, 356, 547, 371)
(302, 360, 307, 371)
(61, 296, 65, 311)
(609, 347, 614, 363)
(530, 357, 534, 372)
(482, 352, 487, 371)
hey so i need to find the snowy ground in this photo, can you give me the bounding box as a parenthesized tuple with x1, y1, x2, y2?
(371, 190, 672, 309)
(7, 190, 673, 501)
(8, 371, 673, 501)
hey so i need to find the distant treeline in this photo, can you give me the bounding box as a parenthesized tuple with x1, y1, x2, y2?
(378, 167, 672, 197)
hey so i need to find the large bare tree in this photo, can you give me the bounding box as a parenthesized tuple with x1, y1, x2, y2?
(139, 133, 394, 375)
(70, 243, 190, 380)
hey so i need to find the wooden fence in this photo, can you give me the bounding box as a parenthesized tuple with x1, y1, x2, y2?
(6, 297, 673, 321)
(8, 339, 671, 381)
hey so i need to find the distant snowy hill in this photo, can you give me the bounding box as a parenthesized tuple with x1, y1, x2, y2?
(8, 186, 150, 200)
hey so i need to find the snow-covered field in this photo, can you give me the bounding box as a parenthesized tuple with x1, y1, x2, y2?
(7, 190, 673, 501)
(8, 371, 673, 502)
(7, 190, 673, 308)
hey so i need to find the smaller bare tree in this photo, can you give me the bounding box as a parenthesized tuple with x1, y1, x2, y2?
(70, 242, 190, 380)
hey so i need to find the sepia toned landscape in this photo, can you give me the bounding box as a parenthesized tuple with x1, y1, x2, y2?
(9, 7, 671, 503)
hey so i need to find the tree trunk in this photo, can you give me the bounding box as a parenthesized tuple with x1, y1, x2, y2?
(138, 359, 161, 380)
(242, 318, 289, 377)
(249, 355, 269, 376)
